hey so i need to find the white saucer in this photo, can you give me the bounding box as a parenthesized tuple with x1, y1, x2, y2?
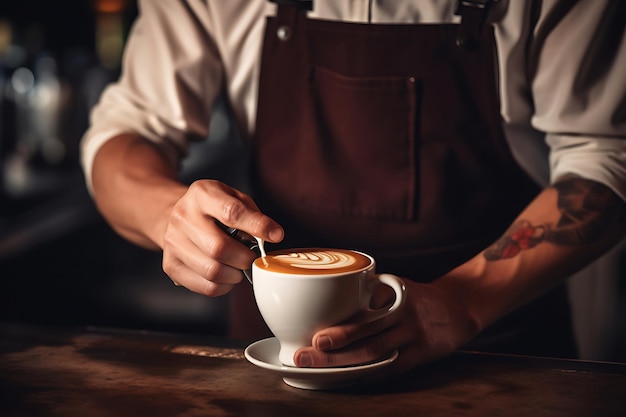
(244, 337, 398, 390)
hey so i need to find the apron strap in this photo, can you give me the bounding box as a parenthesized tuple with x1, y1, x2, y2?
(269, 0, 310, 43)
(455, 0, 494, 49)
(269, 0, 313, 11)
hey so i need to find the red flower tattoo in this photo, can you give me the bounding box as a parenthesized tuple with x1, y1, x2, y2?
(484, 220, 546, 261)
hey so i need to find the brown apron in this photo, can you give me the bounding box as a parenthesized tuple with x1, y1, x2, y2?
(230, 0, 577, 358)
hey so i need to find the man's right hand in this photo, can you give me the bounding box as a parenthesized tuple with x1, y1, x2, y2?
(91, 134, 283, 298)
(161, 179, 283, 296)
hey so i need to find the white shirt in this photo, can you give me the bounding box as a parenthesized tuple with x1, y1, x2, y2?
(80, 0, 626, 202)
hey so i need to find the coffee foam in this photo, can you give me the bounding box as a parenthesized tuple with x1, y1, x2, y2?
(254, 248, 371, 275)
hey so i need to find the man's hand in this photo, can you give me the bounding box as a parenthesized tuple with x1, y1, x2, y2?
(91, 134, 283, 297)
(292, 279, 479, 373)
(161, 179, 283, 296)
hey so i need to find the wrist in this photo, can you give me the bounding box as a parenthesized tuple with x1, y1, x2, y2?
(141, 180, 187, 249)
(431, 254, 492, 336)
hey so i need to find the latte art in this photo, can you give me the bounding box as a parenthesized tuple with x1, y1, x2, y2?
(254, 248, 372, 275)
(274, 251, 357, 270)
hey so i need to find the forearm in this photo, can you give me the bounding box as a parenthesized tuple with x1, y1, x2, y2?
(91, 134, 187, 250)
(436, 175, 626, 333)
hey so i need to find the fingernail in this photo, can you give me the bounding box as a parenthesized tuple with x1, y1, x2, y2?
(297, 352, 312, 367)
(269, 227, 283, 242)
(317, 335, 331, 350)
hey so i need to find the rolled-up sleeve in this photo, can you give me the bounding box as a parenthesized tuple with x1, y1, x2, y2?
(548, 135, 626, 201)
(529, 0, 626, 202)
(80, 0, 223, 192)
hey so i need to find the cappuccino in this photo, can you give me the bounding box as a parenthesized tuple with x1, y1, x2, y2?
(254, 248, 371, 275)
(251, 247, 406, 366)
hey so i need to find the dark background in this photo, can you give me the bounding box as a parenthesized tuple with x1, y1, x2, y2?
(0, 0, 237, 337)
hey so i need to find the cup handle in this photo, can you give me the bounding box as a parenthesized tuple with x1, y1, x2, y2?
(362, 273, 406, 322)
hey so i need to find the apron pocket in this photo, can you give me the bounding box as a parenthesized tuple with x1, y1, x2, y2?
(296, 66, 419, 221)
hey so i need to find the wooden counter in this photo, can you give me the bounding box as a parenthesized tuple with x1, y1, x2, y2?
(1, 322, 625, 416)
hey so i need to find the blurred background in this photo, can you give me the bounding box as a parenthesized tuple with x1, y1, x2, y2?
(0, 0, 624, 361)
(0, 0, 248, 338)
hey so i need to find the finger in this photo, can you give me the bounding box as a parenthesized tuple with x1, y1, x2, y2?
(294, 321, 414, 368)
(309, 306, 405, 353)
(191, 180, 284, 243)
(163, 256, 239, 297)
(163, 208, 245, 288)
(194, 220, 258, 271)
(167, 199, 258, 272)
(163, 236, 247, 286)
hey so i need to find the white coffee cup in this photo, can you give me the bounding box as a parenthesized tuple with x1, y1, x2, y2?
(252, 248, 406, 366)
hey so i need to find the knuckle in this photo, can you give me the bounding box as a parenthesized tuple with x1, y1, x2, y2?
(200, 260, 220, 280)
(162, 230, 177, 249)
(169, 203, 186, 221)
(201, 279, 222, 297)
(161, 256, 181, 278)
(204, 235, 227, 258)
(221, 200, 246, 224)
(188, 179, 204, 193)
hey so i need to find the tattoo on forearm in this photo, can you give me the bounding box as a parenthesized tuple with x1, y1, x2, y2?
(484, 177, 626, 261)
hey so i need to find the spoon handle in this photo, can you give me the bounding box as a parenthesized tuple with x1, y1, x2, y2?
(215, 221, 259, 284)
